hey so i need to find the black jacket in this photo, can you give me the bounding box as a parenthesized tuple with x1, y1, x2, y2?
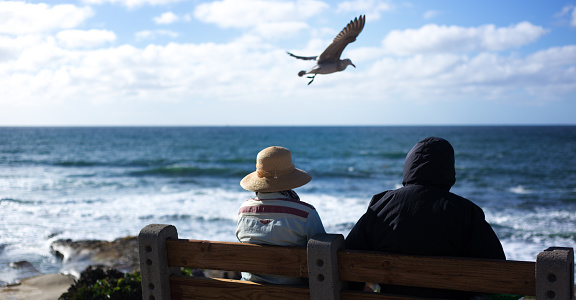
(345, 137, 505, 298)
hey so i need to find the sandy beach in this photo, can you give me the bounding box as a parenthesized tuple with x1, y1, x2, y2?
(0, 274, 75, 300)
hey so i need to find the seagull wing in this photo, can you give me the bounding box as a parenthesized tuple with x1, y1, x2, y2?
(286, 52, 318, 61)
(317, 15, 365, 64)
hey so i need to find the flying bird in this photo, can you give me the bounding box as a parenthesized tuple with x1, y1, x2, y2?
(287, 15, 365, 85)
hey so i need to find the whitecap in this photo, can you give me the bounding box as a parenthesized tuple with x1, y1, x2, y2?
(509, 185, 532, 194)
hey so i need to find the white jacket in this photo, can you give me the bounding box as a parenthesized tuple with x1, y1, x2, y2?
(236, 192, 326, 284)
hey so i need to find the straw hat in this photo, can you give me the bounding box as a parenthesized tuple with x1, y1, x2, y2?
(240, 146, 311, 192)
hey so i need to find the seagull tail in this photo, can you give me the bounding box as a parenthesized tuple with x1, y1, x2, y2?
(298, 70, 306, 77)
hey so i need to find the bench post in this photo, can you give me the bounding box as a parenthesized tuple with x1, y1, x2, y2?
(536, 247, 575, 300)
(308, 233, 345, 300)
(139, 224, 180, 300)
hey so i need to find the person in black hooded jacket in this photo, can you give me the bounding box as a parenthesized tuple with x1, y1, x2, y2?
(345, 137, 505, 299)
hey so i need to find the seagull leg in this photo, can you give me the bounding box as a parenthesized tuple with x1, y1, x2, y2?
(306, 74, 316, 85)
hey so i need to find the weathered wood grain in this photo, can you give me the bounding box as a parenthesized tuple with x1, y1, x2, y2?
(170, 276, 310, 300)
(170, 276, 421, 300)
(338, 250, 535, 295)
(166, 239, 308, 278)
(166, 239, 537, 296)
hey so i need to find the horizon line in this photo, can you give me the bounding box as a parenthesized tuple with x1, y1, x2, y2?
(1, 124, 575, 128)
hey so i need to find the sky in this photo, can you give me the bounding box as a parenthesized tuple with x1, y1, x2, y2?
(1, 0, 575, 126)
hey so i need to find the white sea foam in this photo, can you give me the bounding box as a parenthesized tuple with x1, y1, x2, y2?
(499, 240, 545, 262)
(485, 206, 576, 263)
(2, 177, 574, 285)
(301, 193, 368, 236)
(509, 185, 532, 194)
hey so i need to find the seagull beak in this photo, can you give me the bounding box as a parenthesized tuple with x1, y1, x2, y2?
(351, 63, 356, 68)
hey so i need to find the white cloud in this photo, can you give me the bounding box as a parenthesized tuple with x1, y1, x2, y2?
(193, 0, 329, 40)
(57, 29, 117, 48)
(154, 12, 179, 24)
(0, 1, 93, 35)
(423, 10, 441, 20)
(0, 1, 574, 125)
(0, 37, 293, 109)
(2, 27, 574, 112)
(253, 21, 310, 39)
(382, 22, 548, 55)
(523, 45, 576, 74)
(194, 0, 328, 29)
(355, 47, 575, 105)
(557, 5, 576, 27)
(337, 0, 392, 20)
(135, 30, 179, 41)
(83, 0, 184, 8)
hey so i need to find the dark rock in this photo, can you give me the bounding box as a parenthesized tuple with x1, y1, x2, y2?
(48, 236, 242, 281)
(50, 237, 139, 278)
(9, 261, 39, 271)
(6, 260, 43, 282)
(45, 231, 63, 239)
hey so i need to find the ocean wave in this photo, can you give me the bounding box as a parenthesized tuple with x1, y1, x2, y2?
(509, 185, 532, 194)
(53, 158, 174, 168)
(488, 208, 576, 249)
(316, 171, 373, 179)
(14, 155, 252, 168)
(159, 214, 232, 222)
(376, 152, 407, 159)
(0, 198, 41, 205)
(207, 157, 253, 164)
(128, 166, 247, 178)
(55, 161, 99, 167)
(307, 168, 376, 179)
(357, 150, 407, 159)
(128, 164, 385, 180)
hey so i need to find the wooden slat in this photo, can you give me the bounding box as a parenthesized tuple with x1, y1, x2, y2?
(339, 250, 536, 296)
(166, 239, 537, 296)
(170, 276, 421, 300)
(166, 239, 308, 278)
(170, 276, 310, 300)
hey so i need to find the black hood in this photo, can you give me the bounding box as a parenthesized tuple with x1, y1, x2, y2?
(402, 137, 456, 189)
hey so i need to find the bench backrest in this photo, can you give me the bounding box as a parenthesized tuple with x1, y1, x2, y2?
(139, 224, 575, 300)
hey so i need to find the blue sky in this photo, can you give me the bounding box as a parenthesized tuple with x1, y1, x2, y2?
(1, 0, 575, 126)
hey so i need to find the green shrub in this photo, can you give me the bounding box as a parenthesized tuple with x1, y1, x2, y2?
(59, 266, 142, 300)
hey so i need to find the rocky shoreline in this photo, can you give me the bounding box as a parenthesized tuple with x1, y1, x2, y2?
(1, 237, 140, 300)
(2, 237, 141, 286)
(1, 237, 141, 286)
(1, 236, 239, 300)
(50, 236, 140, 278)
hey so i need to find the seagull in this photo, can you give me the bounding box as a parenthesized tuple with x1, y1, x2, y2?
(287, 15, 365, 85)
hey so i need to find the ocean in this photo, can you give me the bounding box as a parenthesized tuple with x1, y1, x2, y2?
(1, 126, 575, 284)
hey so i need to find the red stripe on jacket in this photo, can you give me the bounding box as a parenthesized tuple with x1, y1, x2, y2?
(238, 205, 309, 218)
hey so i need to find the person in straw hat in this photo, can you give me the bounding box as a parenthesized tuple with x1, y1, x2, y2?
(236, 146, 326, 285)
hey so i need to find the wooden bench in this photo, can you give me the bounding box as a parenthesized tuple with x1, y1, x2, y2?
(138, 224, 574, 300)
